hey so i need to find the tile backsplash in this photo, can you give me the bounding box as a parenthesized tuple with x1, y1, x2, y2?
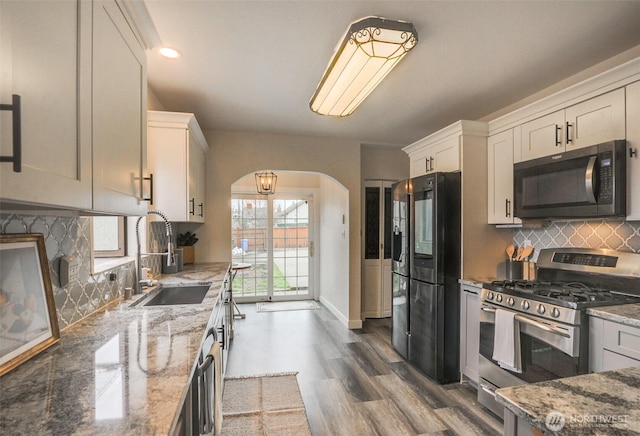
(514, 219, 640, 260)
(0, 214, 174, 329)
(0, 214, 135, 329)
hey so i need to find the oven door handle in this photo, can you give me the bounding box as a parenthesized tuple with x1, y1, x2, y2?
(481, 306, 571, 338)
(480, 383, 497, 398)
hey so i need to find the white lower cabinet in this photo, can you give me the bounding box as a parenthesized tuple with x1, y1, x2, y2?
(589, 316, 640, 372)
(459, 283, 480, 384)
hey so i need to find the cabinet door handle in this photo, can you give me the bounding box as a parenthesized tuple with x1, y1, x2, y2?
(630, 147, 638, 159)
(0, 94, 22, 172)
(555, 125, 562, 146)
(566, 122, 573, 144)
(429, 156, 434, 172)
(142, 173, 154, 204)
(190, 198, 195, 215)
(505, 199, 511, 218)
(425, 157, 429, 173)
(199, 203, 204, 217)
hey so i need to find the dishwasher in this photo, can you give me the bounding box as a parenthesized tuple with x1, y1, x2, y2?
(175, 273, 231, 435)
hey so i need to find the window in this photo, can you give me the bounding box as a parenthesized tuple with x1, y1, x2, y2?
(92, 216, 126, 257)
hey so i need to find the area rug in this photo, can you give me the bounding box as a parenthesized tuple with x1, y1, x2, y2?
(221, 372, 311, 435)
(256, 300, 320, 313)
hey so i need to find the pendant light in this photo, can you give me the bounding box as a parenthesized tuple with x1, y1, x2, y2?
(255, 172, 277, 195)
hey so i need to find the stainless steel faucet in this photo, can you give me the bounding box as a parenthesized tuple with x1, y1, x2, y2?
(135, 210, 174, 295)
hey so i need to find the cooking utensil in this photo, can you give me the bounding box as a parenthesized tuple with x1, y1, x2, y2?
(520, 245, 534, 261)
(506, 244, 515, 260)
(515, 246, 524, 261)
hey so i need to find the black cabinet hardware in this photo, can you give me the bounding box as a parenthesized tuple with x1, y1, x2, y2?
(0, 94, 21, 172)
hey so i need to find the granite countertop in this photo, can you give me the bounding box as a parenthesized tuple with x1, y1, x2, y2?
(587, 303, 640, 328)
(459, 277, 496, 287)
(0, 262, 229, 435)
(496, 366, 640, 434)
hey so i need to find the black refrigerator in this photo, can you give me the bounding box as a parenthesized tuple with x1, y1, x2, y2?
(391, 179, 411, 359)
(409, 172, 461, 384)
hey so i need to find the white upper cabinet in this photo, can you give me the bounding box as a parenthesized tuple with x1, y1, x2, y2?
(91, 0, 147, 216)
(519, 89, 625, 162)
(0, 0, 148, 215)
(626, 81, 640, 221)
(0, 0, 92, 209)
(409, 136, 460, 177)
(519, 110, 565, 161)
(565, 88, 625, 151)
(147, 111, 208, 223)
(487, 129, 521, 225)
(403, 122, 488, 178)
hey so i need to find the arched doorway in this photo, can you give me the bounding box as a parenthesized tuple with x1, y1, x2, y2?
(230, 171, 321, 302)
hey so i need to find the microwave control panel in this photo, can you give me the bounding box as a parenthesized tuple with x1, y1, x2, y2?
(598, 151, 614, 203)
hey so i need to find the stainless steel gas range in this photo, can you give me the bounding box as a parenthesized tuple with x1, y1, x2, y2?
(478, 247, 640, 419)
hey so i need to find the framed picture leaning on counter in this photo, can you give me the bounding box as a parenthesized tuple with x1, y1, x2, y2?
(0, 233, 60, 376)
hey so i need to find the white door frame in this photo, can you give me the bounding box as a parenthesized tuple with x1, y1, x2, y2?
(231, 192, 315, 302)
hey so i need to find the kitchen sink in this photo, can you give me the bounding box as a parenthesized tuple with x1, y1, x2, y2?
(137, 284, 211, 306)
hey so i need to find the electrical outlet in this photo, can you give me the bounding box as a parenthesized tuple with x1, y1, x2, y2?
(60, 256, 80, 287)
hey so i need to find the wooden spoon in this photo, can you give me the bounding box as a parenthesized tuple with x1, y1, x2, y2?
(515, 246, 524, 261)
(506, 244, 515, 260)
(520, 245, 534, 261)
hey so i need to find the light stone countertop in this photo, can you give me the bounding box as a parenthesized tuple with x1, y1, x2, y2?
(496, 366, 640, 434)
(459, 277, 496, 287)
(0, 262, 229, 436)
(587, 303, 640, 328)
(496, 303, 640, 435)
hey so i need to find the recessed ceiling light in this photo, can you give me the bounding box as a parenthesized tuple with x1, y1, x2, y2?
(159, 47, 182, 59)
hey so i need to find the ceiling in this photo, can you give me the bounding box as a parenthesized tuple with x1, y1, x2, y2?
(144, 1, 640, 147)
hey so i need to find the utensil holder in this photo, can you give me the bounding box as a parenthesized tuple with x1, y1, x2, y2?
(506, 261, 524, 281)
(522, 261, 536, 280)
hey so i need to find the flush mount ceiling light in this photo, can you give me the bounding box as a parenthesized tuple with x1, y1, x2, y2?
(159, 46, 182, 59)
(255, 172, 278, 195)
(310, 16, 418, 117)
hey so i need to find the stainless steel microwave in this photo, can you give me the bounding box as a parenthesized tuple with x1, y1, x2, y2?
(514, 140, 626, 219)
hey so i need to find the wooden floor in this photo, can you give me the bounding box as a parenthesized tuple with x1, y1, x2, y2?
(226, 302, 503, 436)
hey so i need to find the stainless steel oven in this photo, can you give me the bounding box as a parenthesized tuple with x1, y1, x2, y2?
(477, 248, 640, 419)
(478, 297, 587, 418)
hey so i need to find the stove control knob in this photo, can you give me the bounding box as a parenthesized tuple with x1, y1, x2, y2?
(496, 294, 503, 303)
(537, 304, 546, 315)
(551, 308, 561, 318)
(521, 300, 530, 310)
(507, 297, 515, 307)
(487, 292, 495, 300)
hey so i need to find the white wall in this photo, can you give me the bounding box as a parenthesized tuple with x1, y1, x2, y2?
(361, 144, 409, 181)
(318, 176, 350, 324)
(202, 130, 363, 328)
